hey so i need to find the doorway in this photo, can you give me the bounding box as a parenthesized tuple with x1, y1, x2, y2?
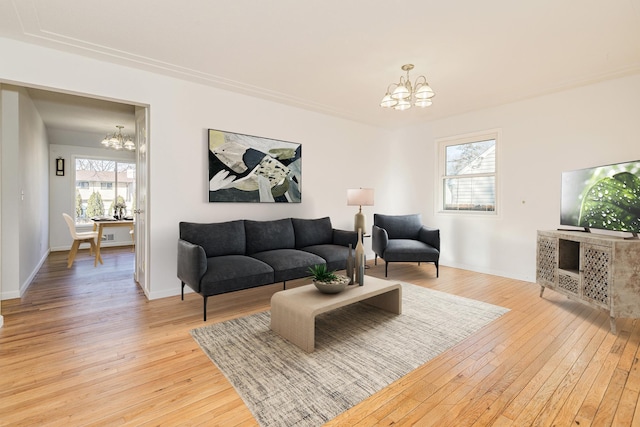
(0, 83, 149, 301)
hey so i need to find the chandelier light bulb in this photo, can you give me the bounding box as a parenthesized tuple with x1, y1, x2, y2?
(414, 98, 433, 108)
(391, 84, 410, 100)
(380, 64, 435, 110)
(380, 93, 398, 108)
(393, 99, 412, 111)
(414, 83, 435, 100)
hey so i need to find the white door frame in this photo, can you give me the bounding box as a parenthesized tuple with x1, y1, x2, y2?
(134, 106, 149, 295)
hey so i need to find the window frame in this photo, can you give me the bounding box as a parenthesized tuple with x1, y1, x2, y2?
(436, 129, 501, 216)
(73, 155, 136, 225)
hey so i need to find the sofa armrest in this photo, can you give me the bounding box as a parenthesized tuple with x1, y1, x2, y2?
(332, 229, 358, 247)
(418, 226, 440, 251)
(177, 239, 207, 292)
(372, 225, 388, 256)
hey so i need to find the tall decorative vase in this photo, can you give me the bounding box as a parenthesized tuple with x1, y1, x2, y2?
(355, 228, 365, 286)
(346, 244, 355, 284)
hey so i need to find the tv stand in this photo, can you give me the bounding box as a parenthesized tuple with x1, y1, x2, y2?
(557, 227, 591, 233)
(537, 230, 640, 333)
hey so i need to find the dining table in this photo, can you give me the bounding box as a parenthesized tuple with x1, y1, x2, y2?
(91, 218, 135, 264)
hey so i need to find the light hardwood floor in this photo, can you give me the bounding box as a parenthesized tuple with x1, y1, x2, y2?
(1, 247, 639, 426)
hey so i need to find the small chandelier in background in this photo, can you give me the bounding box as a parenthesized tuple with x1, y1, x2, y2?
(380, 64, 435, 110)
(100, 125, 135, 151)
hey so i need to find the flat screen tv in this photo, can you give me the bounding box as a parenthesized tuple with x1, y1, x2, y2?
(561, 160, 640, 239)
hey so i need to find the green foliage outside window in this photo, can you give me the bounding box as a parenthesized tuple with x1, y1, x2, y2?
(86, 191, 105, 218)
(75, 190, 82, 218)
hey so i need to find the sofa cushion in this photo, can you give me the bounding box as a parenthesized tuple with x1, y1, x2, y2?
(383, 239, 440, 262)
(374, 214, 423, 239)
(200, 255, 274, 296)
(180, 220, 246, 257)
(332, 229, 358, 248)
(245, 218, 295, 255)
(250, 249, 325, 282)
(292, 217, 333, 248)
(301, 244, 350, 272)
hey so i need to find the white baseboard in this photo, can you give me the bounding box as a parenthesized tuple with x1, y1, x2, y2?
(19, 249, 50, 297)
(1, 250, 50, 300)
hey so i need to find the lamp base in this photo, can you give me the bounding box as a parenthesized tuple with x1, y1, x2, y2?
(354, 212, 366, 233)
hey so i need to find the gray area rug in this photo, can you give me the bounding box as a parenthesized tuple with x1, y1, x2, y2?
(191, 282, 509, 427)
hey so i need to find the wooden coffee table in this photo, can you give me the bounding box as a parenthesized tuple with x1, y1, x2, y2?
(270, 276, 402, 352)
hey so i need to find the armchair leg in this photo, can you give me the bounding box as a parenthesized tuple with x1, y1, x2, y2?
(374, 255, 378, 265)
(181, 281, 185, 300)
(436, 262, 439, 278)
(203, 296, 208, 322)
(385, 261, 389, 277)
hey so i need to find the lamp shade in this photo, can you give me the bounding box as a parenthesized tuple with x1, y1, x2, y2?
(414, 98, 433, 108)
(347, 188, 374, 206)
(380, 93, 397, 108)
(414, 83, 435, 99)
(393, 99, 412, 110)
(391, 85, 410, 100)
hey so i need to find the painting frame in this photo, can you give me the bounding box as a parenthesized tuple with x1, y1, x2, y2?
(208, 129, 302, 203)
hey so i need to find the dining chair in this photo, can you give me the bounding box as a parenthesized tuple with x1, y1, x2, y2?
(62, 213, 103, 268)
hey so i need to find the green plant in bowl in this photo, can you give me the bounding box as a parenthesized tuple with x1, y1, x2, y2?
(308, 264, 349, 294)
(308, 264, 338, 282)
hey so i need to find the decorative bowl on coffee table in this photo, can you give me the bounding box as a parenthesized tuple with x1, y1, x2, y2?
(313, 275, 350, 294)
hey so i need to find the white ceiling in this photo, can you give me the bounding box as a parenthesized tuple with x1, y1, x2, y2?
(1, 0, 640, 140)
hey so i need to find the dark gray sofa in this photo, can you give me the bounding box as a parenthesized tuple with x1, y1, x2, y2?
(372, 213, 440, 277)
(178, 217, 357, 320)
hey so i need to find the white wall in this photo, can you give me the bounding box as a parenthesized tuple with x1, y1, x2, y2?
(0, 37, 393, 301)
(402, 73, 640, 281)
(49, 143, 136, 250)
(0, 85, 50, 299)
(2, 36, 638, 301)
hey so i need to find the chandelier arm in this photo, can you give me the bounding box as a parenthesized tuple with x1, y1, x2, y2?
(414, 75, 428, 86)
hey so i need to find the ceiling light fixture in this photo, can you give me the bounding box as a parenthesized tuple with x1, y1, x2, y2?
(100, 125, 135, 151)
(380, 64, 435, 111)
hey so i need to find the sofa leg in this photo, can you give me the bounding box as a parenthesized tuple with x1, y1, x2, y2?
(374, 255, 378, 265)
(436, 262, 439, 278)
(181, 281, 185, 300)
(203, 296, 208, 322)
(385, 262, 388, 277)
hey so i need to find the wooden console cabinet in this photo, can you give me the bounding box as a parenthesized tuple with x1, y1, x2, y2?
(536, 230, 640, 333)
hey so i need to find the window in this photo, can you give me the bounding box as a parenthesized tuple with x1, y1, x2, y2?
(75, 158, 136, 224)
(438, 130, 499, 213)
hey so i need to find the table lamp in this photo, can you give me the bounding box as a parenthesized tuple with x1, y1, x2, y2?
(347, 188, 374, 232)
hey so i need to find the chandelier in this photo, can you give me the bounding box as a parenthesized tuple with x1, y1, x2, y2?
(100, 125, 135, 151)
(380, 64, 435, 110)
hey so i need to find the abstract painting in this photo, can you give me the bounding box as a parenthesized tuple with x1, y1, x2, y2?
(208, 129, 301, 203)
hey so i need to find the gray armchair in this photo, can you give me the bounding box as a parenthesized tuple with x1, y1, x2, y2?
(372, 213, 440, 277)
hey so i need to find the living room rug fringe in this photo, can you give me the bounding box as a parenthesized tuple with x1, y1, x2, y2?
(191, 282, 509, 427)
